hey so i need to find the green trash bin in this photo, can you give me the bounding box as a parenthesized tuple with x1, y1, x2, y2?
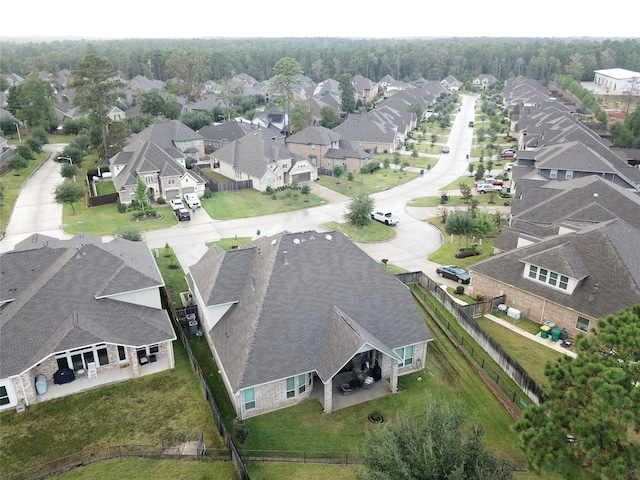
(427, 164, 431, 170)
(540, 327, 549, 339)
(420, 169, 425, 175)
(551, 328, 561, 342)
(466, 154, 469, 159)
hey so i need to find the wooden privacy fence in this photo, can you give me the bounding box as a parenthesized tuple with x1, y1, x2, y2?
(396, 271, 544, 411)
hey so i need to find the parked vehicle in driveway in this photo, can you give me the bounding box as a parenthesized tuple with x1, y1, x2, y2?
(370, 211, 400, 225)
(475, 183, 503, 194)
(474, 178, 503, 187)
(504, 162, 515, 171)
(175, 208, 191, 221)
(436, 265, 471, 284)
(500, 150, 516, 159)
(169, 198, 185, 211)
(183, 193, 201, 209)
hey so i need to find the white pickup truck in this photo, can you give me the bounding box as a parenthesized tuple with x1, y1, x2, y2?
(370, 210, 400, 225)
(183, 193, 201, 209)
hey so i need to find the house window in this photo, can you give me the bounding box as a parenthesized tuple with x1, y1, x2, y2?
(550, 169, 558, 179)
(298, 374, 306, 394)
(395, 346, 413, 367)
(538, 268, 548, 283)
(576, 316, 589, 332)
(528, 265, 538, 279)
(286, 377, 295, 398)
(117, 346, 128, 362)
(565, 170, 573, 179)
(0, 385, 9, 406)
(549, 271, 558, 286)
(244, 388, 255, 410)
(311, 144, 316, 150)
(167, 179, 176, 186)
(235, 170, 243, 180)
(309, 156, 317, 166)
(145, 175, 154, 184)
(559, 275, 569, 290)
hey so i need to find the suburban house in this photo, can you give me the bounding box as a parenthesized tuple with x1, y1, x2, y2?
(109, 140, 206, 204)
(199, 120, 264, 153)
(472, 74, 498, 90)
(210, 130, 317, 191)
(469, 175, 640, 338)
(0, 234, 176, 412)
(251, 107, 288, 135)
(592, 68, 640, 94)
(332, 115, 398, 154)
(286, 125, 374, 173)
(107, 106, 126, 122)
(185, 230, 433, 418)
(127, 120, 206, 160)
(353, 74, 379, 103)
(440, 75, 463, 91)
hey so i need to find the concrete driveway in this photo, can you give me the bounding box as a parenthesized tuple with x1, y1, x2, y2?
(0, 94, 482, 282)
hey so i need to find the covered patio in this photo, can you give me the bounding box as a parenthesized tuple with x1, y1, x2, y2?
(33, 356, 171, 404)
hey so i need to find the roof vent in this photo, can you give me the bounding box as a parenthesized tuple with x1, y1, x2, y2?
(293, 238, 300, 245)
(593, 193, 598, 197)
(271, 239, 277, 246)
(325, 234, 333, 241)
(283, 251, 289, 265)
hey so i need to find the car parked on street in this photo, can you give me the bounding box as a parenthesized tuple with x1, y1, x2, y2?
(436, 265, 471, 284)
(442, 145, 450, 153)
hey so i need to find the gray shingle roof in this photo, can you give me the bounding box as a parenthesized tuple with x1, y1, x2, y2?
(0, 235, 175, 378)
(127, 120, 203, 150)
(110, 141, 185, 191)
(471, 219, 640, 319)
(213, 131, 293, 178)
(189, 231, 432, 393)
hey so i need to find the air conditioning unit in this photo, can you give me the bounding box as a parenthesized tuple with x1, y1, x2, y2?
(507, 307, 522, 320)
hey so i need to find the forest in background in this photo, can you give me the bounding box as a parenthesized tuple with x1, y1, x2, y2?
(1, 37, 639, 84)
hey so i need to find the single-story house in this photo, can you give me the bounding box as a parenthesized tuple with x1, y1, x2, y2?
(211, 130, 317, 191)
(593, 68, 640, 94)
(109, 141, 206, 204)
(0, 234, 176, 412)
(185, 230, 433, 418)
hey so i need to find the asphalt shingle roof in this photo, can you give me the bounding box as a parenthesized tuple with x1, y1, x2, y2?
(189, 231, 432, 393)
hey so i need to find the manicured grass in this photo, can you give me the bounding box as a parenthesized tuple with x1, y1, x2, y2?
(322, 220, 396, 243)
(46, 457, 238, 479)
(0, 343, 226, 477)
(424, 217, 496, 269)
(240, 296, 525, 464)
(63, 203, 178, 236)
(474, 317, 564, 386)
(316, 169, 419, 197)
(408, 193, 510, 208)
(154, 245, 190, 306)
(94, 180, 116, 195)
(0, 152, 47, 233)
(203, 188, 325, 220)
(213, 236, 253, 250)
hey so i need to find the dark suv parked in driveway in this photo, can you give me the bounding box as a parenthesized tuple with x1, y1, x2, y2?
(436, 265, 471, 284)
(176, 208, 191, 221)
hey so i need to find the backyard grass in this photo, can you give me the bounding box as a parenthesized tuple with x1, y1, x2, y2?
(0, 343, 226, 477)
(94, 180, 116, 195)
(203, 188, 325, 220)
(474, 317, 565, 386)
(322, 220, 396, 243)
(43, 457, 238, 479)
(316, 168, 419, 197)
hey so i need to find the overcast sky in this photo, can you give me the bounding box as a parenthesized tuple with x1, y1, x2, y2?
(3, 0, 638, 40)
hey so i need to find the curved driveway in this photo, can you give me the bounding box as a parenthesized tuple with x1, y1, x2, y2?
(1, 94, 479, 280)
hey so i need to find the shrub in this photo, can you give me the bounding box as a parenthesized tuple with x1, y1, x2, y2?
(203, 188, 213, 199)
(156, 197, 166, 204)
(455, 246, 480, 258)
(119, 228, 142, 241)
(116, 200, 127, 213)
(455, 285, 465, 295)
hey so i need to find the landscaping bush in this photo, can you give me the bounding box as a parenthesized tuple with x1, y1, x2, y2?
(116, 200, 127, 213)
(455, 246, 481, 258)
(360, 163, 380, 174)
(455, 285, 465, 295)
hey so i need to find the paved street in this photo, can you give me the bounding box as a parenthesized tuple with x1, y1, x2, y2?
(1, 94, 481, 282)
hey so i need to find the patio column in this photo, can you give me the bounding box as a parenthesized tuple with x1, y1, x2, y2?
(323, 380, 333, 413)
(390, 362, 399, 393)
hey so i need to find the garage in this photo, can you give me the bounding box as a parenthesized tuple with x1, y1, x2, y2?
(182, 187, 195, 194)
(164, 189, 180, 200)
(292, 172, 311, 183)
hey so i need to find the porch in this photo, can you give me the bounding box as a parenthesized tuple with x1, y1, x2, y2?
(309, 371, 391, 412)
(34, 355, 171, 404)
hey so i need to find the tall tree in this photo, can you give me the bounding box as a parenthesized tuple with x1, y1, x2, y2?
(70, 54, 125, 161)
(516, 305, 640, 480)
(290, 102, 314, 133)
(358, 394, 514, 480)
(445, 210, 475, 248)
(166, 50, 209, 104)
(344, 194, 374, 228)
(339, 73, 356, 114)
(54, 180, 85, 214)
(270, 57, 303, 135)
(12, 73, 57, 130)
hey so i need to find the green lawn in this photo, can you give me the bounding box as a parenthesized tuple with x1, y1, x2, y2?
(0, 343, 226, 477)
(203, 188, 326, 220)
(316, 168, 419, 197)
(94, 180, 116, 195)
(322, 220, 397, 243)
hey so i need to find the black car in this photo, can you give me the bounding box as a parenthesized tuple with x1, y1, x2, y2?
(176, 208, 191, 221)
(436, 265, 471, 284)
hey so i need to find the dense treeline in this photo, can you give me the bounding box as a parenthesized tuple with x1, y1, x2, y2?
(1, 37, 639, 84)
